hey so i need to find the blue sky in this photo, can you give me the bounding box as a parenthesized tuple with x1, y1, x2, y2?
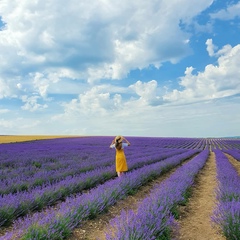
(0, 0, 240, 138)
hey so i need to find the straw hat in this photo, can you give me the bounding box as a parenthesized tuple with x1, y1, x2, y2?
(115, 135, 123, 143)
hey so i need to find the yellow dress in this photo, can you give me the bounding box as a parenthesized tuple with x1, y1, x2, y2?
(115, 148, 128, 172)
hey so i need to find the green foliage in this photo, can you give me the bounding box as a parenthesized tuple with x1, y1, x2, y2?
(161, 165, 173, 174)
(127, 188, 138, 195)
(8, 183, 29, 194)
(88, 206, 98, 219)
(221, 193, 240, 202)
(0, 208, 15, 227)
(156, 227, 172, 240)
(21, 224, 48, 240)
(102, 172, 112, 180)
(32, 161, 42, 168)
(50, 216, 73, 240)
(170, 204, 180, 219)
(33, 178, 44, 187)
(18, 183, 29, 192)
(223, 214, 240, 240)
(180, 187, 192, 205)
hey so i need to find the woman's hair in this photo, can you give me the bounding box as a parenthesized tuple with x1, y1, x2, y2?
(115, 136, 122, 150)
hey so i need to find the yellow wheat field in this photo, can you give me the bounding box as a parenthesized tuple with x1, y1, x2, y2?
(0, 135, 78, 144)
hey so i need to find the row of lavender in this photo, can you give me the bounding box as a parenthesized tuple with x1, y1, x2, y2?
(0, 149, 199, 239)
(0, 147, 187, 227)
(207, 138, 240, 150)
(156, 138, 240, 150)
(212, 150, 240, 239)
(223, 149, 240, 161)
(105, 150, 209, 239)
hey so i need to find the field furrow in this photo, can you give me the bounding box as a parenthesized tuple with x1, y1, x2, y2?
(177, 151, 225, 240)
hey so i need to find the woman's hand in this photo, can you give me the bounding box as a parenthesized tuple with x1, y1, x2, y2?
(122, 137, 130, 145)
(110, 139, 115, 148)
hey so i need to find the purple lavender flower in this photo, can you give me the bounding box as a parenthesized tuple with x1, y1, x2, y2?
(212, 149, 240, 239)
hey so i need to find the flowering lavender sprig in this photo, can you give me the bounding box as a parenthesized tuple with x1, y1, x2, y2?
(212, 150, 240, 239)
(105, 150, 209, 240)
(1, 150, 199, 240)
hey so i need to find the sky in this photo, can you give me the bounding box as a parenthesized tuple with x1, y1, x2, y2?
(0, 0, 240, 138)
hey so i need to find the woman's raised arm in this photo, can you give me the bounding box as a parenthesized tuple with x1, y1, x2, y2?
(122, 137, 130, 146)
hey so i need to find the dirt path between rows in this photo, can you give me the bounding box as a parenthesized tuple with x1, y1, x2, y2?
(226, 153, 240, 175)
(176, 151, 225, 240)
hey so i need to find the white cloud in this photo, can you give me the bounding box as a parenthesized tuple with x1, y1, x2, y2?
(206, 39, 218, 57)
(61, 85, 125, 117)
(0, 108, 10, 114)
(0, 116, 43, 134)
(0, 0, 213, 85)
(58, 80, 164, 122)
(0, 76, 22, 99)
(210, 2, 240, 20)
(0, 78, 11, 99)
(16, 83, 22, 89)
(0, 118, 13, 128)
(32, 72, 49, 98)
(163, 42, 240, 103)
(21, 95, 48, 112)
(129, 80, 163, 105)
(49, 93, 240, 137)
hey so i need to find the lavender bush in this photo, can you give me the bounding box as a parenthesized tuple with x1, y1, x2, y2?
(212, 150, 240, 239)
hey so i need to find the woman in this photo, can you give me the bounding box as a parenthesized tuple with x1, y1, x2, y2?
(110, 136, 130, 177)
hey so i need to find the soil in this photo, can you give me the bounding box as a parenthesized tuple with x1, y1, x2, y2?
(226, 153, 240, 175)
(176, 151, 225, 240)
(68, 151, 236, 240)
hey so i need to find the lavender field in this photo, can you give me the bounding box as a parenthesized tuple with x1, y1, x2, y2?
(0, 136, 240, 239)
